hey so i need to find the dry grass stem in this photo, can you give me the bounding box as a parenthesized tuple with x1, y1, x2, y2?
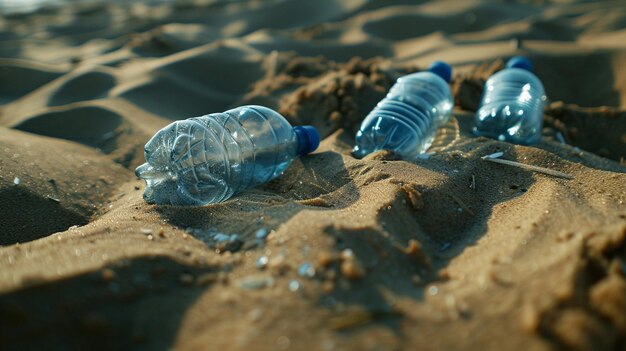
(481, 153, 574, 180)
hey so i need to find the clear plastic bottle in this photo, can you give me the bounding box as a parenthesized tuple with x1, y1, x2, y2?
(353, 61, 454, 160)
(473, 56, 547, 145)
(135, 105, 320, 206)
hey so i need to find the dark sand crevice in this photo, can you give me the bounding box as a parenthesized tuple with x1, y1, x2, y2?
(13, 105, 123, 151)
(10, 103, 147, 168)
(0, 128, 132, 245)
(0, 256, 219, 351)
(535, 52, 622, 108)
(116, 43, 266, 120)
(314, 140, 536, 331)
(47, 69, 116, 107)
(0, 59, 65, 104)
(0, 186, 88, 245)
(359, 3, 535, 41)
(545, 103, 626, 163)
(532, 223, 626, 351)
(125, 24, 220, 57)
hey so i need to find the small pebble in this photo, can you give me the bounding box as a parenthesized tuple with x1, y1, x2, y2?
(13, 177, 20, 185)
(340, 260, 365, 280)
(340, 249, 354, 259)
(288, 279, 301, 292)
(339, 249, 365, 280)
(255, 228, 269, 239)
(268, 254, 289, 274)
(256, 256, 269, 269)
(298, 262, 316, 278)
(318, 252, 336, 267)
(140, 228, 153, 234)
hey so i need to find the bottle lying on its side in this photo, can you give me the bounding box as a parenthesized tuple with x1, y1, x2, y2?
(353, 61, 454, 160)
(135, 105, 320, 206)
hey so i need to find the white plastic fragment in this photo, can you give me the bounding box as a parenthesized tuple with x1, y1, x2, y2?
(297, 262, 315, 278)
(256, 256, 269, 269)
(255, 228, 269, 239)
(482, 151, 504, 160)
(237, 275, 275, 290)
(288, 279, 301, 292)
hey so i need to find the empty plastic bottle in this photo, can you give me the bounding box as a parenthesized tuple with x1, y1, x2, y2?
(473, 56, 547, 145)
(353, 61, 454, 160)
(135, 105, 320, 206)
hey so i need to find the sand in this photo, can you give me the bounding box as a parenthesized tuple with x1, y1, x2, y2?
(1, 0, 625, 350)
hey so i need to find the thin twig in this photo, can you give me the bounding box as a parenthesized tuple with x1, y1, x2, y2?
(310, 167, 331, 193)
(481, 152, 574, 180)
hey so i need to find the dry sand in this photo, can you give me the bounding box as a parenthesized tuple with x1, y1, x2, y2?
(1, 0, 626, 350)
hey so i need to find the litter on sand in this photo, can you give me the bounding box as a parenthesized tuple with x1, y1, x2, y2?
(481, 152, 574, 180)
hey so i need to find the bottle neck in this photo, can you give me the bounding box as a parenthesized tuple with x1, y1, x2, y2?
(293, 126, 320, 156)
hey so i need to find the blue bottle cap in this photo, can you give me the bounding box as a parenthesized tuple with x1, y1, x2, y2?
(428, 61, 452, 83)
(506, 56, 534, 72)
(294, 125, 320, 156)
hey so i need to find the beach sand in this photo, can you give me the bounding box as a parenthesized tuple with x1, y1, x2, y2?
(1, 0, 626, 350)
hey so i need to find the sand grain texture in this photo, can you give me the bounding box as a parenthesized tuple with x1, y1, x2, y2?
(1, 0, 626, 350)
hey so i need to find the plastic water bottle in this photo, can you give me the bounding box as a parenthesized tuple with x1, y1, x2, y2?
(353, 61, 454, 159)
(473, 56, 547, 145)
(135, 105, 320, 206)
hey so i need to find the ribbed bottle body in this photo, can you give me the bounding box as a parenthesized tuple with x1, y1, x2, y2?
(136, 105, 298, 205)
(353, 71, 453, 159)
(474, 69, 546, 145)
